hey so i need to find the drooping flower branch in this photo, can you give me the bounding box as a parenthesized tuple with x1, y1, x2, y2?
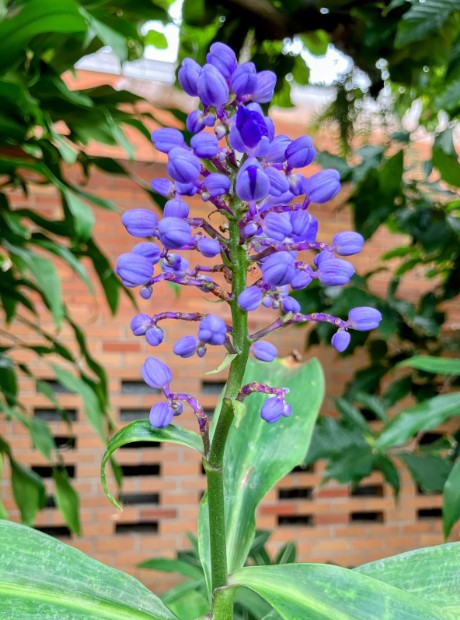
(115, 41, 382, 439)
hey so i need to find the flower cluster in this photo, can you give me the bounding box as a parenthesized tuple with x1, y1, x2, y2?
(116, 42, 382, 432)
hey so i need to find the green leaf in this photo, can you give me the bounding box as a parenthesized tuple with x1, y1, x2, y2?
(356, 542, 460, 615)
(230, 563, 445, 619)
(0, 521, 178, 619)
(145, 30, 168, 49)
(432, 129, 460, 188)
(399, 453, 452, 494)
(376, 392, 460, 450)
(166, 589, 208, 620)
(398, 355, 460, 375)
(101, 420, 203, 509)
(10, 459, 46, 525)
(0, 448, 9, 519)
(443, 460, 460, 538)
(138, 558, 203, 580)
(80, 8, 129, 61)
(395, 0, 459, 47)
(199, 358, 324, 591)
(62, 188, 95, 241)
(53, 468, 81, 536)
(205, 353, 237, 375)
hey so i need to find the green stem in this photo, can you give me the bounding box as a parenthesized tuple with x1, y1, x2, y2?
(206, 217, 250, 620)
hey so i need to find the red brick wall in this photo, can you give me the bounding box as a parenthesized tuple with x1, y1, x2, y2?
(1, 84, 458, 593)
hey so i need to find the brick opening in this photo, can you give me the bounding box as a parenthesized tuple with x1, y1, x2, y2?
(119, 464, 160, 476)
(278, 515, 314, 526)
(279, 487, 313, 500)
(31, 465, 76, 478)
(34, 408, 77, 422)
(115, 522, 159, 534)
(119, 492, 160, 505)
(351, 484, 384, 497)
(121, 381, 160, 395)
(350, 511, 384, 523)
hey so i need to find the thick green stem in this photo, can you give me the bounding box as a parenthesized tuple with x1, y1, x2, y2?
(206, 217, 250, 620)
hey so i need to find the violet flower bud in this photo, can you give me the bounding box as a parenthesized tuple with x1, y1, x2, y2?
(231, 62, 257, 97)
(132, 242, 161, 264)
(202, 173, 231, 197)
(332, 232, 364, 256)
(115, 253, 153, 287)
(151, 178, 174, 197)
(317, 258, 355, 286)
(140, 286, 153, 300)
(285, 136, 316, 169)
(146, 326, 164, 347)
(158, 217, 192, 249)
(164, 198, 190, 218)
(174, 335, 198, 358)
(291, 269, 313, 290)
(151, 128, 184, 153)
(198, 314, 227, 345)
(206, 42, 237, 79)
(162, 254, 189, 276)
(282, 296, 301, 313)
(197, 237, 221, 257)
(178, 58, 201, 96)
(252, 70, 277, 103)
(265, 166, 289, 197)
(251, 340, 278, 362)
(191, 133, 219, 159)
(234, 105, 269, 149)
(238, 285, 263, 311)
(235, 158, 270, 202)
(265, 134, 291, 163)
(149, 402, 174, 428)
(289, 173, 308, 196)
(186, 109, 206, 134)
(347, 307, 382, 331)
(175, 181, 198, 197)
(261, 252, 296, 287)
(331, 330, 351, 353)
(260, 397, 291, 423)
(142, 357, 172, 389)
(263, 212, 292, 241)
(121, 208, 157, 237)
(290, 211, 318, 242)
(304, 169, 341, 203)
(197, 64, 229, 107)
(167, 147, 202, 184)
(130, 313, 152, 336)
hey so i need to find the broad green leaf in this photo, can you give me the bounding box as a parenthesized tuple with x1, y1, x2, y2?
(0, 449, 8, 519)
(101, 420, 203, 509)
(10, 459, 46, 525)
(138, 558, 203, 580)
(53, 468, 81, 536)
(356, 542, 460, 616)
(52, 365, 106, 439)
(166, 589, 208, 620)
(62, 188, 95, 241)
(399, 453, 452, 494)
(395, 0, 458, 47)
(398, 355, 460, 375)
(432, 130, 460, 188)
(376, 391, 460, 450)
(443, 460, 460, 538)
(230, 563, 445, 619)
(0, 521, 178, 619)
(199, 358, 324, 591)
(80, 8, 129, 61)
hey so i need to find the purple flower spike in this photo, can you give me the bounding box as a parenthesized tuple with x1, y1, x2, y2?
(142, 357, 172, 389)
(186, 109, 206, 134)
(121, 209, 157, 237)
(263, 212, 292, 241)
(238, 285, 263, 311)
(146, 326, 164, 347)
(197, 237, 221, 258)
(231, 62, 257, 97)
(331, 330, 351, 353)
(282, 296, 301, 313)
(261, 252, 296, 287)
(285, 136, 316, 169)
(174, 335, 198, 358)
(252, 70, 277, 103)
(206, 42, 237, 79)
(132, 242, 161, 263)
(149, 402, 174, 428)
(167, 147, 202, 184)
(317, 258, 355, 286)
(178, 58, 201, 96)
(158, 217, 192, 249)
(151, 178, 174, 197)
(332, 232, 364, 256)
(191, 133, 219, 159)
(304, 169, 341, 203)
(235, 158, 270, 202)
(115, 253, 153, 287)
(260, 397, 291, 423)
(347, 307, 382, 331)
(130, 313, 152, 336)
(151, 128, 184, 153)
(164, 198, 190, 218)
(251, 340, 278, 362)
(198, 314, 227, 345)
(197, 64, 229, 107)
(202, 173, 231, 197)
